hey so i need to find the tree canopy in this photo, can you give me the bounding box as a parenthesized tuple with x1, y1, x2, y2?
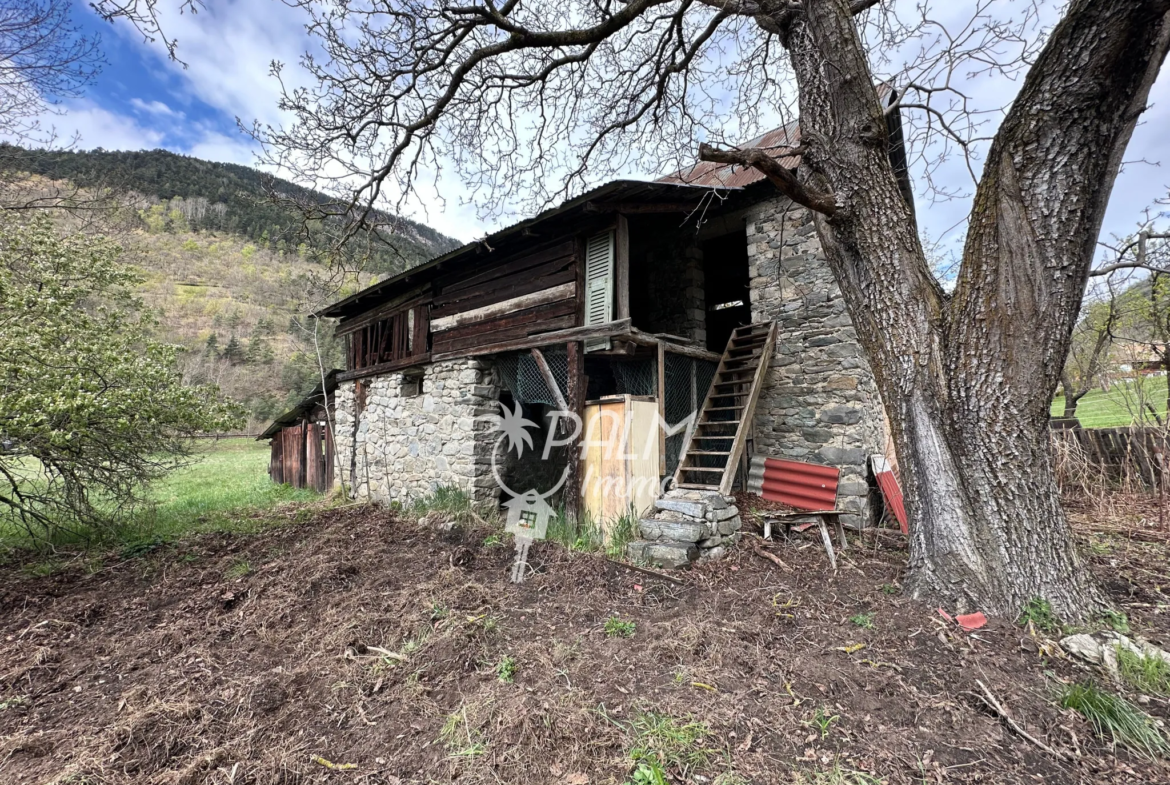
(0, 213, 243, 541)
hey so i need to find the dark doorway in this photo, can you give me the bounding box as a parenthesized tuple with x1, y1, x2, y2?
(702, 229, 751, 353)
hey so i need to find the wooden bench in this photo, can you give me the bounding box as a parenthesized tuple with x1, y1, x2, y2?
(753, 457, 849, 570)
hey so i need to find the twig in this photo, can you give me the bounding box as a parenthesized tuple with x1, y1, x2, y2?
(750, 539, 790, 570)
(607, 559, 687, 586)
(974, 679, 1071, 761)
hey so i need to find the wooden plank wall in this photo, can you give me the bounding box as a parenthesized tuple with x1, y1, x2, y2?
(430, 239, 579, 355)
(270, 438, 284, 484)
(305, 422, 324, 492)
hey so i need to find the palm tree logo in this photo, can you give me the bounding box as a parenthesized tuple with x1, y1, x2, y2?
(481, 399, 571, 501)
(492, 399, 537, 458)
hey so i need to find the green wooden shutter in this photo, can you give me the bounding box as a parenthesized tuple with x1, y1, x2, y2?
(584, 230, 614, 352)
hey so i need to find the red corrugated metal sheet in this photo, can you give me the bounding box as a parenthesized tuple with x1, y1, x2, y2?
(871, 455, 908, 534)
(758, 458, 840, 511)
(659, 122, 802, 188)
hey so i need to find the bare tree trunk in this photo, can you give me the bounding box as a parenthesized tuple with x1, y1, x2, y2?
(770, 0, 1170, 617)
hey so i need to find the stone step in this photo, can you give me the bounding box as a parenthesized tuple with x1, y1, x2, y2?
(626, 540, 698, 569)
(639, 518, 709, 542)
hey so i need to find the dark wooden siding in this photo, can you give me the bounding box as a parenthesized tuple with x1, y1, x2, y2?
(430, 239, 579, 355)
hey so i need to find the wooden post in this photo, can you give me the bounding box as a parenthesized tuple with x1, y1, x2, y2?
(657, 341, 667, 476)
(530, 348, 569, 413)
(566, 340, 585, 519)
(615, 214, 630, 321)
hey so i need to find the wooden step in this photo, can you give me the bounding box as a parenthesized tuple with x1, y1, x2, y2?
(671, 321, 778, 495)
(677, 482, 719, 489)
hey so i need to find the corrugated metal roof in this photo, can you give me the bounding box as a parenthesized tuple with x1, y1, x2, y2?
(658, 120, 803, 188)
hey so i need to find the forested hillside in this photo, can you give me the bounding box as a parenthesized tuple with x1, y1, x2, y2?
(0, 146, 461, 431)
(1, 145, 461, 273)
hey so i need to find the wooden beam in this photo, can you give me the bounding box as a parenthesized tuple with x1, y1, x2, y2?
(431, 282, 576, 332)
(615, 214, 630, 321)
(566, 340, 584, 520)
(657, 340, 666, 476)
(530, 348, 569, 413)
(431, 318, 633, 361)
(335, 290, 431, 335)
(583, 201, 702, 214)
(623, 330, 722, 362)
(337, 353, 431, 382)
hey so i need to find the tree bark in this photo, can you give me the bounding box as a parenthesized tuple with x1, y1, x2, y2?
(768, 0, 1170, 617)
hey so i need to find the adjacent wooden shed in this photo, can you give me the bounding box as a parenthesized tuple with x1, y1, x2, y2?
(259, 371, 339, 493)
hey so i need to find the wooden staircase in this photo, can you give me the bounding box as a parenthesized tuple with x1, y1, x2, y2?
(672, 322, 778, 494)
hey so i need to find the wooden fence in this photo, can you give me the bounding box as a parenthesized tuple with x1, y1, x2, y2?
(1051, 426, 1168, 488)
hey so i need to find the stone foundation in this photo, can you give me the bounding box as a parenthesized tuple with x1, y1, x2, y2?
(745, 198, 886, 528)
(626, 489, 742, 568)
(334, 358, 501, 504)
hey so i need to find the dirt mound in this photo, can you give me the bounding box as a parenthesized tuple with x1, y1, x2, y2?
(1, 503, 1167, 784)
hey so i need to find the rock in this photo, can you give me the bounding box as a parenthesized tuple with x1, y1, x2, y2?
(711, 506, 739, 522)
(700, 545, 727, 562)
(697, 492, 728, 510)
(626, 541, 651, 562)
(1061, 634, 1103, 664)
(655, 498, 707, 519)
(717, 516, 742, 536)
(643, 542, 698, 569)
(698, 535, 723, 549)
(639, 518, 708, 543)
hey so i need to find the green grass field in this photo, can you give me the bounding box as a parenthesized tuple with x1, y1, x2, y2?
(1, 438, 320, 558)
(1052, 376, 1169, 428)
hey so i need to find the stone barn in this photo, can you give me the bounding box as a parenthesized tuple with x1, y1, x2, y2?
(317, 124, 906, 562)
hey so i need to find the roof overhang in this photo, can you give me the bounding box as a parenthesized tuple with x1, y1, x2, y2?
(316, 179, 751, 321)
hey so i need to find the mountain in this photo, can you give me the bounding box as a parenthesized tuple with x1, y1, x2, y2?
(0, 146, 462, 430)
(0, 146, 462, 273)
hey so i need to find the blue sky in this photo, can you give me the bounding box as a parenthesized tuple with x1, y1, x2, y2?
(27, 1, 1170, 252)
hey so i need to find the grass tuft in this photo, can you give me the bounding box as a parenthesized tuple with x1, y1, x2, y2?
(495, 655, 518, 683)
(1099, 609, 1130, 634)
(1117, 647, 1170, 697)
(605, 616, 637, 638)
(1018, 597, 1061, 633)
(627, 709, 717, 775)
(410, 486, 496, 526)
(849, 612, 875, 630)
(1059, 680, 1169, 760)
(224, 559, 252, 580)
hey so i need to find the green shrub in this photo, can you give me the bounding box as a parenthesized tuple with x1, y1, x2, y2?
(605, 616, 637, 638)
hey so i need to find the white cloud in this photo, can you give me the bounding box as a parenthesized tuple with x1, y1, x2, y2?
(14, 100, 167, 151)
(186, 130, 256, 166)
(128, 98, 184, 118)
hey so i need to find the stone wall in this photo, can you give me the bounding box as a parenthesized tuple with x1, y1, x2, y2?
(333, 358, 501, 504)
(745, 197, 886, 528)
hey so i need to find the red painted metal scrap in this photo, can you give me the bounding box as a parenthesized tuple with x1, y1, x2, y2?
(758, 458, 840, 511)
(871, 455, 908, 534)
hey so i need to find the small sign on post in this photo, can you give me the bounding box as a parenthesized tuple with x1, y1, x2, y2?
(504, 490, 553, 583)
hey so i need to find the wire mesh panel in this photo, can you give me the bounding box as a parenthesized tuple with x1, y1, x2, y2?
(495, 347, 570, 406)
(663, 353, 719, 477)
(611, 358, 657, 396)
